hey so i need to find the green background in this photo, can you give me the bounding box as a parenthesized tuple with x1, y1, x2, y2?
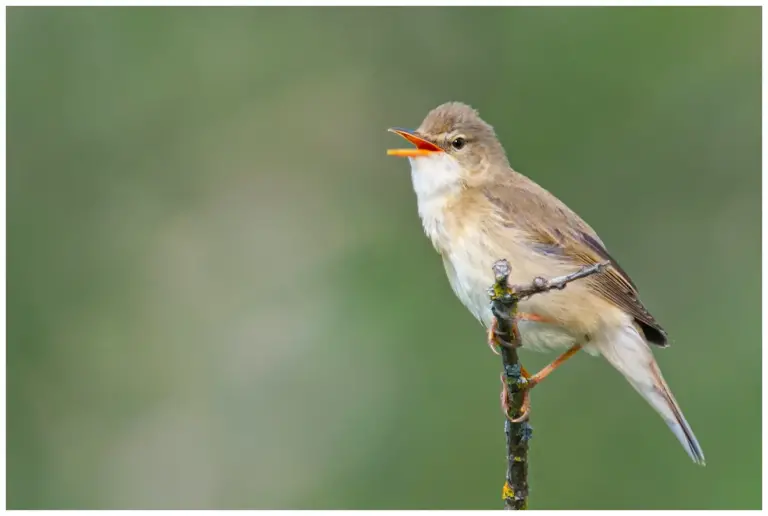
(7, 6, 761, 510)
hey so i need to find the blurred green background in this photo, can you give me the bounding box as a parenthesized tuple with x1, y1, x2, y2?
(7, 6, 761, 510)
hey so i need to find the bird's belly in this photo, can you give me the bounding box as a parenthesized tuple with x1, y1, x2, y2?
(516, 320, 580, 353)
(442, 249, 583, 354)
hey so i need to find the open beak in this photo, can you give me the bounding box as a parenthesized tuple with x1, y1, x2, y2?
(387, 128, 443, 157)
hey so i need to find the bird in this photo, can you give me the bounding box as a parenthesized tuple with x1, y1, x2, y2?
(386, 101, 705, 465)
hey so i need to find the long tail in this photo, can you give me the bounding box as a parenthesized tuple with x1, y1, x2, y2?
(597, 324, 706, 465)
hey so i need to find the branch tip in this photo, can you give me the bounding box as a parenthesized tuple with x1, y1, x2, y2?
(492, 259, 511, 282)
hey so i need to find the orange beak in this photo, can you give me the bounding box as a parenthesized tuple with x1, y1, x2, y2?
(387, 128, 443, 157)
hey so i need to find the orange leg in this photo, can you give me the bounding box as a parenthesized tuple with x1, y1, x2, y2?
(526, 343, 582, 388)
(500, 344, 581, 423)
(493, 311, 575, 423)
(516, 312, 555, 324)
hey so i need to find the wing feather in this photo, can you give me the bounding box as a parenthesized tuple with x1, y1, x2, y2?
(484, 181, 668, 346)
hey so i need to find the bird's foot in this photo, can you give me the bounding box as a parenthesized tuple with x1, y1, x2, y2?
(500, 367, 532, 423)
(488, 312, 555, 355)
(487, 318, 519, 355)
(510, 390, 532, 423)
(500, 344, 582, 422)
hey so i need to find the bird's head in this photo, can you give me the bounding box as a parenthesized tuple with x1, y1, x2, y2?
(387, 102, 509, 198)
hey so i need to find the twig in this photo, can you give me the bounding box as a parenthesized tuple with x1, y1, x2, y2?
(488, 259, 609, 510)
(511, 261, 610, 300)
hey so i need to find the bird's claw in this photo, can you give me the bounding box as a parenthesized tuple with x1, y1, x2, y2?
(488, 318, 519, 355)
(500, 373, 532, 423)
(491, 302, 513, 323)
(508, 390, 531, 423)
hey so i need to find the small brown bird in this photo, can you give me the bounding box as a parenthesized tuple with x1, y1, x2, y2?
(387, 101, 705, 465)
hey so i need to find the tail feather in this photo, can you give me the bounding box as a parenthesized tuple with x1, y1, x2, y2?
(597, 324, 706, 465)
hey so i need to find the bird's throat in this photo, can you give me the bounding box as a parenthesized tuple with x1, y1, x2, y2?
(408, 153, 465, 252)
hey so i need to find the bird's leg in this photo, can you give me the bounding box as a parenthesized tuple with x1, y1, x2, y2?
(500, 344, 581, 423)
(494, 309, 567, 421)
(516, 312, 555, 324)
(526, 343, 582, 388)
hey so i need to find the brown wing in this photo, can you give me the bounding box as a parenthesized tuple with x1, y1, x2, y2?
(484, 180, 668, 346)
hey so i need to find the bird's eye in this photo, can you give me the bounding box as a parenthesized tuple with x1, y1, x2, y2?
(451, 137, 466, 150)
